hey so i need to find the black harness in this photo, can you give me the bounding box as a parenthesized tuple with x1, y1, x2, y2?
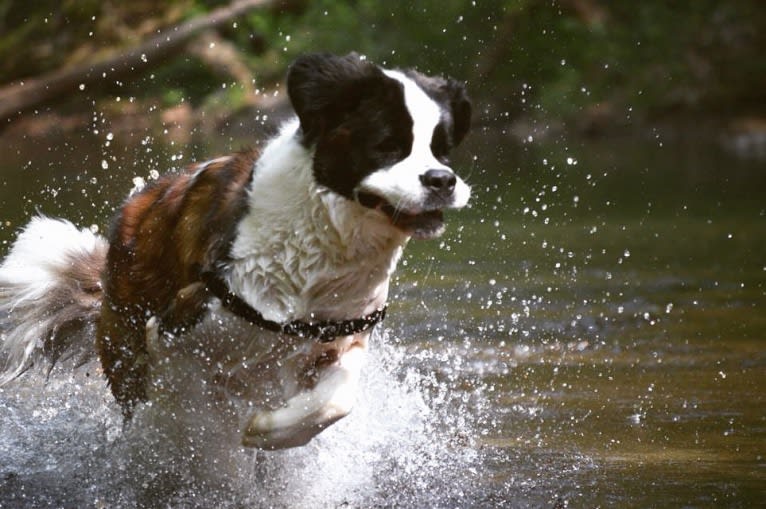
(202, 272, 387, 343)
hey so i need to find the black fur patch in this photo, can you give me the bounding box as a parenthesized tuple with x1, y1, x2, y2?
(286, 53, 471, 202)
(404, 70, 472, 153)
(288, 53, 414, 199)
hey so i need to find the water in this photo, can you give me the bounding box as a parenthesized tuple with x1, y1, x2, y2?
(1, 122, 765, 507)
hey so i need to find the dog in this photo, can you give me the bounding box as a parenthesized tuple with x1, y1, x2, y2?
(0, 52, 471, 451)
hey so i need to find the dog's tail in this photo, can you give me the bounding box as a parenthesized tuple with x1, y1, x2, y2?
(0, 216, 108, 385)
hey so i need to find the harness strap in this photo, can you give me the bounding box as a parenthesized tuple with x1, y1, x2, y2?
(201, 272, 386, 343)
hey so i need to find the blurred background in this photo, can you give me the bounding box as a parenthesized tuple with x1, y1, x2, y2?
(0, 1, 764, 508)
(1, 0, 765, 139)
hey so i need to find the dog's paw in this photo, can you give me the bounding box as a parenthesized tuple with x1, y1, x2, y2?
(241, 347, 364, 449)
(242, 409, 345, 449)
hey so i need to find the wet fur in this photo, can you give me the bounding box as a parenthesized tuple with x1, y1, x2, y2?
(0, 218, 107, 383)
(99, 152, 256, 414)
(0, 52, 471, 449)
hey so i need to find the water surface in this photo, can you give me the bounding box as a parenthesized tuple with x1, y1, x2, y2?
(0, 123, 764, 507)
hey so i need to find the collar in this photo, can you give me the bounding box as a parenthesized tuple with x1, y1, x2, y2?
(201, 272, 387, 343)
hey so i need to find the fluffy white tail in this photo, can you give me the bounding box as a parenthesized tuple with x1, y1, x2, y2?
(0, 217, 108, 384)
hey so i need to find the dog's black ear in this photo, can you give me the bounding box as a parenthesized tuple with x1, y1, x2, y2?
(445, 78, 471, 146)
(287, 52, 384, 144)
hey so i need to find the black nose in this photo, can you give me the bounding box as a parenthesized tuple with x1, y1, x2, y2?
(419, 169, 456, 194)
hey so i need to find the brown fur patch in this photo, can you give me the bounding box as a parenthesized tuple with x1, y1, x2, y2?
(97, 151, 257, 416)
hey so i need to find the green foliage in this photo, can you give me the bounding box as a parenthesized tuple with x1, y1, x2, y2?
(145, 57, 222, 107)
(1, 0, 764, 123)
(0, 0, 99, 78)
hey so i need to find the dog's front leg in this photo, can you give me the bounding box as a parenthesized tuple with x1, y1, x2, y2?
(242, 338, 366, 449)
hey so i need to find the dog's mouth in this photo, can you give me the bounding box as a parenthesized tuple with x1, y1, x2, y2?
(356, 191, 445, 239)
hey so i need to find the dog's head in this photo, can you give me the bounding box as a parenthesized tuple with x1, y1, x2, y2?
(287, 52, 471, 239)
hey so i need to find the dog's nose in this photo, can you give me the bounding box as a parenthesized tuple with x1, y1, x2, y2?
(419, 169, 456, 194)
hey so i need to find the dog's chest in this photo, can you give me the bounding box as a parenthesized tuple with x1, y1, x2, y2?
(226, 174, 405, 324)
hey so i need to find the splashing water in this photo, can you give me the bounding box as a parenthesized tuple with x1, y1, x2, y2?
(240, 336, 485, 508)
(0, 329, 490, 508)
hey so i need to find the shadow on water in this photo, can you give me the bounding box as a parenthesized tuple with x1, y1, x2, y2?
(1, 124, 765, 507)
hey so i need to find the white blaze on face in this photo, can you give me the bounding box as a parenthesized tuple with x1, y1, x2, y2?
(358, 70, 470, 213)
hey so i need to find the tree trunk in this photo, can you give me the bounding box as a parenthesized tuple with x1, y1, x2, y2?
(0, 0, 279, 124)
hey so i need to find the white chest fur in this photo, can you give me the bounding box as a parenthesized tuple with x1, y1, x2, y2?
(227, 122, 407, 324)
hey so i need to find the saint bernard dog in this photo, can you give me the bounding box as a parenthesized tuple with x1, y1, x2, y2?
(0, 52, 471, 451)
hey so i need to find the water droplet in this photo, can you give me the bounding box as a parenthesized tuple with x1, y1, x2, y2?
(131, 177, 146, 194)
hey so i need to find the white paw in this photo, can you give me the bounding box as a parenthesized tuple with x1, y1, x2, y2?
(242, 346, 365, 449)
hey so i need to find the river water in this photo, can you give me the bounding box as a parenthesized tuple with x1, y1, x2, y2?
(0, 121, 764, 507)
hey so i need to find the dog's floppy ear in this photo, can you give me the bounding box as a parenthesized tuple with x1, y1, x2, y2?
(444, 78, 471, 146)
(287, 52, 384, 144)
